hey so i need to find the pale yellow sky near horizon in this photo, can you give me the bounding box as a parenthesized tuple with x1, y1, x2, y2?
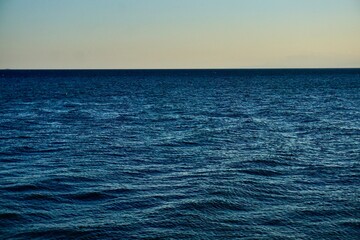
(0, 0, 359, 69)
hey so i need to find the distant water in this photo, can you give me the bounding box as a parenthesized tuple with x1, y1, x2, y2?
(1, 69, 359, 239)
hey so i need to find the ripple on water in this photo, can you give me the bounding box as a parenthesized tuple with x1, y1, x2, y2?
(1, 69, 359, 239)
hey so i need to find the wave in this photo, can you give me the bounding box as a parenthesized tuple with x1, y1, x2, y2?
(1, 70, 359, 239)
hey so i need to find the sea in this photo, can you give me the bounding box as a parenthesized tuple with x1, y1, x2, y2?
(0, 69, 359, 239)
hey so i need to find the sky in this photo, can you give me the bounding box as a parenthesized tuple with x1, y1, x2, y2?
(0, 0, 359, 69)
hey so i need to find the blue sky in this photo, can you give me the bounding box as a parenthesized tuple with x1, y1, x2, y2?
(0, 0, 359, 69)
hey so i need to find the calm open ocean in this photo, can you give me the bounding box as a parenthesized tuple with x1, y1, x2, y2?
(0, 69, 359, 239)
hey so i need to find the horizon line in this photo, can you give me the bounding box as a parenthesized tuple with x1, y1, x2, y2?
(1, 67, 360, 71)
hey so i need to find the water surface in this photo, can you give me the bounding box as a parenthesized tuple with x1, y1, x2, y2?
(0, 69, 359, 239)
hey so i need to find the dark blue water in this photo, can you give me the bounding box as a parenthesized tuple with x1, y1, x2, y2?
(1, 69, 359, 239)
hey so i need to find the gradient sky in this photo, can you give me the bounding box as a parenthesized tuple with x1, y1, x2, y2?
(0, 0, 359, 69)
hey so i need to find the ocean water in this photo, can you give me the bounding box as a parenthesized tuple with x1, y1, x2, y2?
(0, 69, 359, 239)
